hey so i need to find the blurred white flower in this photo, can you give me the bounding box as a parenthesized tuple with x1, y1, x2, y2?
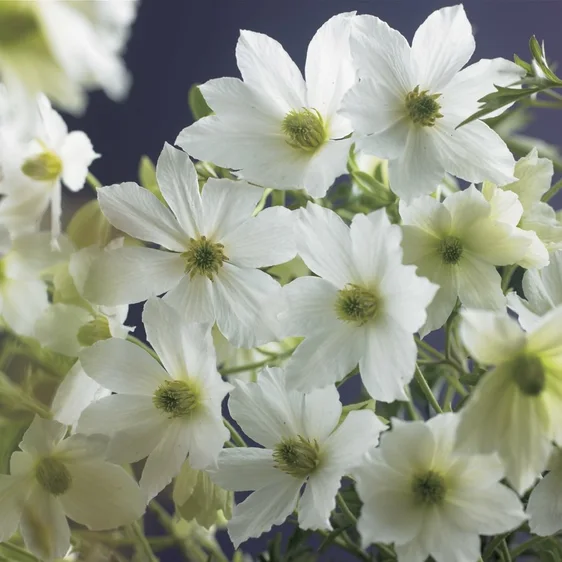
(354, 414, 526, 562)
(77, 297, 232, 500)
(341, 5, 523, 200)
(400, 186, 532, 335)
(456, 307, 562, 494)
(176, 13, 356, 198)
(210, 367, 385, 547)
(0, 416, 145, 561)
(280, 204, 437, 401)
(84, 143, 296, 348)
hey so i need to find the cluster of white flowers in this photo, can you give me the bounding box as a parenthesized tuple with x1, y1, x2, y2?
(1, 3, 562, 562)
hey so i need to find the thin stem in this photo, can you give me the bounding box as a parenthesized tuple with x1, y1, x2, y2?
(403, 387, 421, 420)
(126, 335, 160, 362)
(0, 542, 38, 561)
(499, 539, 512, 562)
(501, 264, 518, 293)
(414, 364, 443, 414)
(149, 501, 194, 561)
(224, 418, 246, 447)
(415, 336, 444, 361)
(220, 350, 293, 376)
(130, 521, 158, 562)
(86, 171, 102, 191)
(542, 177, 562, 202)
(482, 533, 510, 561)
(510, 536, 544, 558)
(336, 492, 357, 526)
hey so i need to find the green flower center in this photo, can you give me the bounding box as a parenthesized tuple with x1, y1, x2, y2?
(438, 236, 463, 265)
(182, 236, 228, 280)
(0, 3, 40, 47)
(281, 108, 327, 152)
(35, 456, 72, 496)
(335, 284, 378, 326)
(77, 316, 112, 347)
(510, 353, 546, 396)
(411, 470, 446, 506)
(21, 151, 63, 182)
(153, 379, 202, 418)
(273, 436, 320, 478)
(405, 86, 443, 127)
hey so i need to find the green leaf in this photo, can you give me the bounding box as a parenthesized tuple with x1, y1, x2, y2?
(514, 53, 532, 74)
(188, 84, 213, 121)
(529, 36, 562, 84)
(138, 156, 165, 203)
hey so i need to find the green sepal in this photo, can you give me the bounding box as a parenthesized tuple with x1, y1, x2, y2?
(138, 155, 165, 203)
(188, 84, 213, 121)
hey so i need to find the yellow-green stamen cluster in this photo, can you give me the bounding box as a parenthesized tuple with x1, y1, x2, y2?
(335, 284, 378, 326)
(510, 353, 546, 396)
(0, 3, 40, 47)
(77, 316, 112, 347)
(273, 436, 320, 478)
(405, 86, 443, 127)
(153, 379, 202, 418)
(281, 108, 327, 152)
(182, 236, 228, 280)
(438, 236, 463, 265)
(411, 470, 446, 506)
(21, 151, 63, 182)
(35, 456, 72, 496)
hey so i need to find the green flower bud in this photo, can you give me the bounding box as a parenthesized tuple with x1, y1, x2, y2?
(22, 151, 62, 182)
(77, 316, 112, 347)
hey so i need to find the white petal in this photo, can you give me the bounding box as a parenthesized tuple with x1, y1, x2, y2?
(223, 206, 296, 268)
(201, 179, 263, 242)
(400, 196, 451, 238)
(444, 185, 496, 236)
(507, 292, 542, 332)
(62, 460, 145, 530)
(459, 309, 525, 365)
(80, 338, 169, 395)
(359, 320, 415, 402)
(156, 143, 203, 238)
(235, 30, 306, 112)
(98, 183, 189, 251)
(83, 246, 185, 306)
(1, 280, 48, 336)
(300, 385, 342, 442)
(457, 255, 505, 311)
(51, 361, 111, 430)
(213, 264, 280, 347)
(212, 448, 282, 491)
(228, 478, 302, 548)
(528, 469, 562, 536)
(20, 488, 70, 561)
(163, 273, 215, 324)
(20, 417, 66, 456)
(77, 394, 169, 464)
(140, 421, 191, 500)
(527, 306, 562, 357)
(296, 203, 356, 287)
(298, 469, 341, 531)
(509, 148, 554, 209)
(183, 410, 230, 470)
(411, 5, 475, 91)
(0, 476, 27, 542)
(60, 131, 99, 192)
(527, 250, 562, 309)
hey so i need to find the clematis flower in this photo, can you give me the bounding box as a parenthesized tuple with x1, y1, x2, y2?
(210, 367, 385, 547)
(456, 307, 562, 494)
(0, 416, 145, 561)
(76, 297, 232, 500)
(84, 143, 296, 348)
(354, 414, 526, 562)
(400, 186, 532, 335)
(279, 203, 437, 401)
(176, 13, 356, 198)
(341, 5, 524, 200)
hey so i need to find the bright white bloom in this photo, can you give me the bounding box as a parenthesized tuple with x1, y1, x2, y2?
(508, 249, 562, 331)
(0, 0, 138, 120)
(280, 203, 437, 401)
(341, 5, 523, 200)
(77, 297, 232, 500)
(84, 143, 295, 348)
(400, 186, 531, 335)
(176, 13, 356, 198)
(210, 367, 385, 547)
(527, 448, 562, 536)
(483, 148, 562, 267)
(0, 95, 99, 241)
(354, 414, 526, 562)
(456, 308, 562, 494)
(0, 416, 145, 561)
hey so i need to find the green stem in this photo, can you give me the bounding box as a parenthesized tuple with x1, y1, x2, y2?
(342, 399, 375, 414)
(403, 387, 421, 420)
(501, 264, 518, 293)
(499, 539, 512, 562)
(542, 177, 562, 202)
(86, 171, 102, 191)
(510, 536, 544, 558)
(336, 492, 357, 526)
(220, 350, 293, 376)
(415, 336, 444, 361)
(271, 190, 286, 207)
(414, 364, 443, 414)
(224, 418, 247, 447)
(0, 543, 38, 561)
(482, 533, 510, 561)
(126, 335, 160, 362)
(130, 521, 158, 562)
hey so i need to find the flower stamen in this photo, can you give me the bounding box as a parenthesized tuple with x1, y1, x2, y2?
(273, 436, 320, 478)
(510, 354, 546, 396)
(438, 236, 463, 265)
(182, 236, 228, 280)
(153, 379, 202, 418)
(405, 86, 443, 127)
(411, 470, 446, 506)
(35, 456, 72, 496)
(281, 108, 327, 152)
(335, 284, 378, 326)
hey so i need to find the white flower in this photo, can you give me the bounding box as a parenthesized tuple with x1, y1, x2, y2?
(456, 307, 562, 494)
(0, 95, 99, 242)
(176, 13, 356, 198)
(76, 297, 232, 500)
(0, 0, 138, 120)
(527, 448, 562, 536)
(508, 249, 562, 331)
(280, 203, 437, 401)
(400, 186, 532, 336)
(84, 143, 296, 348)
(0, 416, 145, 561)
(341, 5, 524, 200)
(354, 414, 526, 562)
(483, 148, 562, 267)
(210, 367, 385, 547)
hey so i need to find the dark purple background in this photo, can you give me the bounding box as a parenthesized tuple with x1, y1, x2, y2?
(65, 1, 562, 560)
